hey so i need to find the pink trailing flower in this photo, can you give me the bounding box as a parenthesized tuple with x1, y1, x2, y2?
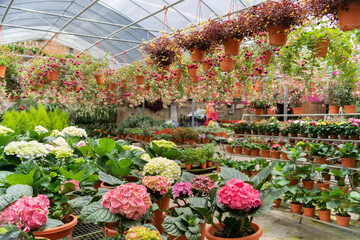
(61, 180, 80, 192)
(191, 175, 215, 194)
(142, 176, 171, 195)
(0, 195, 49, 232)
(172, 181, 192, 198)
(218, 179, 261, 211)
(101, 183, 152, 220)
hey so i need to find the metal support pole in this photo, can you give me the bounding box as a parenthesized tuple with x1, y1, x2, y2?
(1, 0, 14, 24)
(284, 86, 288, 121)
(192, 98, 195, 128)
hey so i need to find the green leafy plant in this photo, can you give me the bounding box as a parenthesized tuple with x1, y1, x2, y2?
(322, 187, 351, 217)
(330, 167, 350, 187)
(336, 142, 360, 159)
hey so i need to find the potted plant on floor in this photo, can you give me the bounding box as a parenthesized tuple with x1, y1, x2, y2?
(330, 167, 351, 193)
(336, 143, 359, 168)
(310, 143, 335, 164)
(314, 164, 331, 191)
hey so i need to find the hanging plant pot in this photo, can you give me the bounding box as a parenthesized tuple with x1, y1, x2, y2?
(338, 2, 360, 31)
(261, 50, 273, 65)
(135, 75, 145, 85)
(205, 222, 263, 240)
(191, 76, 199, 83)
(108, 82, 116, 91)
(292, 107, 302, 115)
(188, 65, 198, 77)
(33, 215, 78, 240)
(268, 26, 288, 46)
(344, 105, 356, 113)
(0, 65, 7, 78)
(341, 158, 355, 168)
(145, 85, 151, 91)
(202, 62, 212, 72)
(95, 74, 105, 85)
(223, 37, 241, 56)
(336, 214, 351, 227)
(255, 108, 263, 115)
(329, 105, 340, 114)
(221, 57, 234, 72)
(47, 70, 60, 81)
(173, 70, 182, 79)
(314, 39, 330, 58)
(190, 48, 205, 62)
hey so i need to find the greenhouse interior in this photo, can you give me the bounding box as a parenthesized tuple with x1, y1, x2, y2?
(1, 0, 360, 239)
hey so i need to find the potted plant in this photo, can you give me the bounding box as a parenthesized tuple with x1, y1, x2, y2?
(202, 143, 216, 167)
(315, 191, 332, 222)
(0, 53, 10, 78)
(297, 165, 316, 190)
(281, 146, 307, 162)
(284, 185, 305, 214)
(348, 191, 360, 228)
(182, 148, 197, 170)
(330, 167, 351, 193)
(91, 57, 109, 85)
(271, 168, 292, 208)
(299, 188, 321, 218)
(336, 142, 359, 168)
(196, 149, 208, 169)
(309, 143, 335, 164)
(339, 85, 358, 113)
(260, 143, 271, 158)
(184, 127, 199, 145)
(288, 86, 305, 114)
(314, 164, 331, 191)
(270, 144, 282, 159)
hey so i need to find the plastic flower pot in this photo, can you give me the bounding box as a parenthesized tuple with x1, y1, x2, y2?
(317, 181, 330, 192)
(217, 164, 221, 172)
(190, 48, 205, 62)
(282, 153, 290, 161)
(329, 105, 340, 114)
(271, 150, 281, 159)
(341, 158, 355, 168)
(292, 107, 302, 115)
(0, 65, 7, 78)
(202, 62, 212, 72)
(303, 206, 316, 218)
(290, 203, 302, 214)
(47, 70, 60, 81)
(255, 108, 263, 115)
(243, 148, 251, 155)
(187, 139, 195, 145)
(261, 50, 273, 65)
(205, 222, 263, 240)
(250, 149, 260, 157)
(207, 161, 213, 167)
(344, 105, 356, 113)
(268, 26, 288, 46)
(315, 157, 327, 164)
(235, 147, 242, 154)
(33, 215, 77, 240)
(302, 180, 314, 190)
(317, 209, 331, 222)
(173, 70, 182, 79)
(135, 75, 145, 85)
(336, 214, 351, 227)
(261, 150, 270, 158)
(339, 185, 350, 194)
(273, 198, 282, 208)
(267, 109, 276, 115)
(200, 163, 207, 169)
(108, 82, 116, 91)
(154, 196, 170, 233)
(223, 37, 241, 56)
(314, 39, 330, 58)
(221, 57, 234, 72)
(323, 173, 331, 181)
(338, 2, 360, 31)
(185, 164, 192, 170)
(226, 145, 233, 153)
(95, 74, 105, 85)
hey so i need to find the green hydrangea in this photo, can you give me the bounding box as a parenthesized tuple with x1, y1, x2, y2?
(34, 125, 48, 133)
(151, 140, 176, 149)
(143, 157, 181, 182)
(0, 125, 15, 135)
(125, 226, 161, 240)
(4, 140, 47, 159)
(51, 146, 73, 159)
(123, 145, 145, 152)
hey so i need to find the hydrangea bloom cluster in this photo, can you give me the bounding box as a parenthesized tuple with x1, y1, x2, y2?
(61, 126, 87, 138)
(125, 226, 161, 240)
(151, 140, 176, 149)
(101, 183, 152, 220)
(0, 195, 49, 232)
(34, 125, 48, 133)
(140, 153, 151, 161)
(172, 181, 193, 198)
(192, 175, 215, 194)
(61, 180, 80, 192)
(51, 146, 73, 159)
(52, 137, 69, 147)
(218, 179, 261, 211)
(76, 140, 86, 147)
(143, 157, 181, 182)
(123, 145, 145, 152)
(142, 176, 170, 195)
(4, 141, 47, 159)
(51, 129, 64, 137)
(0, 125, 14, 135)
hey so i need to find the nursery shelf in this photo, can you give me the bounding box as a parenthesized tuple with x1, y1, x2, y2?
(242, 113, 360, 120)
(233, 134, 360, 143)
(125, 137, 204, 148)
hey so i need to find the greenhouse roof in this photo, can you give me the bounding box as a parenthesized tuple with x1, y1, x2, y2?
(0, 0, 264, 65)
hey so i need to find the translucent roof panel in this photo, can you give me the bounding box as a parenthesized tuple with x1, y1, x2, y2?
(0, 0, 264, 65)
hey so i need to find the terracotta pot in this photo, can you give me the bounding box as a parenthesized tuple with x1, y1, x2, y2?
(154, 196, 170, 233)
(315, 156, 327, 164)
(250, 149, 260, 156)
(340, 135, 348, 140)
(200, 163, 207, 169)
(314, 39, 330, 57)
(282, 153, 290, 161)
(317, 181, 330, 192)
(261, 50, 273, 65)
(268, 26, 288, 46)
(338, 2, 360, 31)
(202, 62, 212, 72)
(47, 70, 60, 81)
(273, 198, 282, 208)
(344, 105, 356, 114)
(336, 214, 351, 227)
(185, 164, 192, 170)
(224, 38, 241, 56)
(173, 70, 182, 79)
(187, 139, 195, 145)
(207, 161, 213, 167)
(329, 105, 340, 114)
(0, 65, 7, 78)
(292, 107, 302, 115)
(317, 209, 331, 222)
(290, 202, 302, 214)
(221, 57, 234, 72)
(267, 109, 276, 115)
(33, 215, 77, 240)
(188, 66, 198, 77)
(357, 220, 360, 228)
(255, 108, 263, 115)
(323, 173, 331, 181)
(302, 180, 314, 190)
(100, 181, 114, 189)
(351, 135, 359, 140)
(250, 171, 258, 176)
(203, 138, 210, 143)
(190, 48, 205, 62)
(243, 148, 251, 155)
(339, 185, 350, 194)
(135, 75, 145, 85)
(271, 150, 281, 159)
(205, 222, 263, 240)
(303, 206, 316, 218)
(108, 82, 116, 91)
(235, 147, 242, 154)
(95, 74, 105, 85)
(217, 165, 221, 172)
(102, 223, 120, 237)
(226, 145, 233, 153)
(329, 134, 337, 139)
(341, 158, 355, 168)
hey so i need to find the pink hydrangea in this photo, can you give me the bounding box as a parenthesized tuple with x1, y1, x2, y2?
(76, 140, 86, 147)
(142, 176, 170, 195)
(172, 181, 193, 198)
(60, 180, 80, 192)
(218, 179, 261, 211)
(101, 183, 152, 220)
(191, 175, 215, 194)
(0, 195, 49, 232)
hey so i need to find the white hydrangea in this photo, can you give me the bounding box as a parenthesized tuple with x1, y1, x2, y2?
(51, 146, 74, 159)
(143, 157, 181, 182)
(0, 126, 15, 135)
(34, 125, 48, 133)
(123, 145, 145, 152)
(51, 129, 64, 137)
(52, 137, 69, 147)
(4, 141, 47, 159)
(139, 153, 151, 162)
(62, 126, 87, 138)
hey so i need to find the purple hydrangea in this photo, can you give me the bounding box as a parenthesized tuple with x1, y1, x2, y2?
(172, 181, 192, 198)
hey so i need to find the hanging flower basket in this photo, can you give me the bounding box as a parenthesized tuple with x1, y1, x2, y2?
(47, 70, 60, 81)
(338, 2, 360, 31)
(0, 65, 6, 78)
(221, 57, 234, 72)
(190, 48, 205, 62)
(223, 38, 241, 56)
(187, 64, 198, 76)
(95, 74, 105, 85)
(135, 75, 145, 85)
(268, 26, 288, 46)
(314, 39, 330, 57)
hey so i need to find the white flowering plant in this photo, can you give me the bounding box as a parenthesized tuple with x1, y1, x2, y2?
(0, 125, 17, 147)
(143, 157, 181, 182)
